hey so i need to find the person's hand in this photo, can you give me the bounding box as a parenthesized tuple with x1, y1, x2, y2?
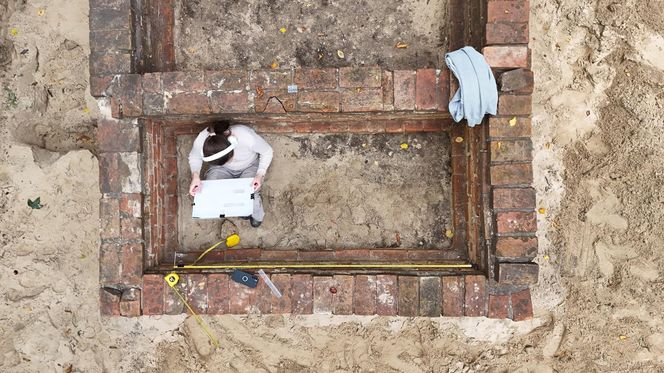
(189, 174, 202, 196)
(252, 173, 264, 191)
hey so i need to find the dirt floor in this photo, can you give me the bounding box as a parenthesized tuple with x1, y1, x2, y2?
(2, 0, 664, 372)
(177, 132, 454, 251)
(175, 0, 448, 70)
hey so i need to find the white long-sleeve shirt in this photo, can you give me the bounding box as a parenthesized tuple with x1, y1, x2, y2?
(188, 125, 273, 176)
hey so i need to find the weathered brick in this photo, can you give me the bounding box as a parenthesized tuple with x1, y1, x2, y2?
(498, 95, 532, 115)
(120, 217, 142, 240)
(120, 243, 142, 285)
(488, 294, 510, 319)
(496, 211, 537, 233)
(162, 71, 205, 92)
(291, 274, 313, 314)
(255, 275, 272, 314)
(100, 287, 121, 316)
(207, 274, 230, 314)
(496, 236, 538, 259)
(397, 276, 419, 316)
(90, 29, 132, 52)
(89, 6, 131, 31)
(416, 69, 437, 110)
(229, 280, 255, 314)
(341, 88, 382, 112)
(486, 22, 529, 45)
(271, 274, 292, 314)
(115, 74, 144, 117)
(493, 187, 536, 210)
(90, 52, 131, 75)
(90, 75, 114, 97)
(332, 275, 353, 315)
(511, 289, 533, 321)
(297, 91, 340, 112)
(255, 90, 296, 113)
(490, 139, 532, 162)
(260, 250, 299, 261)
(376, 275, 398, 316)
(142, 274, 164, 315)
(353, 275, 377, 315)
(143, 93, 165, 115)
(209, 91, 249, 113)
(100, 198, 120, 239)
(490, 163, 533, 185)
(487, 0, 530, 23)
(335, 249, 371, 261)
(313, 276, 335, 314)
(97, 120, 140, 152)
(164, 274, 187, 314)
(346, 122, 386, 134)
(404, 121, 444, 132)
(419, 277, 442, 317)
(394, 70, 416, 110)
(442, 276, 464, 316)
(370, 250, 409, 261)
(382, 70, 394, 110)
(251, 70, 291, 89)
(294, 68, 337, 89)
(298, 250, 336, 261)
(489, 116, 532, 138)
(205, 70, 248, 91)
(310, 122, 350, 133)
(483, 46, 529, 68)
(120, 288, 141, 317)
(142, 72, 162, 93)
(437, 69, 450, 112)
(100, 243, 121, 284)
(339, 67, 381, 88)
(497, 263, 539, 285)
(185, 274, 208, 314)
(166, 92, 210, 114)
(464, 275, 486, 317)
(499, 68, 533, 94)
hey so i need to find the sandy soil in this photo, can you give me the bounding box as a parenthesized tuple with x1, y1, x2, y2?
(178, 132, 454, 251)
(1, 0, 664, 371)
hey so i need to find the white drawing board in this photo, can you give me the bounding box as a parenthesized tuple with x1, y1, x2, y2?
(192, 178, 254, 218)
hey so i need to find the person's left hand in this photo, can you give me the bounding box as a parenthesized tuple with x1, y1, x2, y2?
(252, 174, 264, 191)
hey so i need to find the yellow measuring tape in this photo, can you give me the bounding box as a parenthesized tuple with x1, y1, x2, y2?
(177, 263, 473, 269)
(164, 272, 220, 348)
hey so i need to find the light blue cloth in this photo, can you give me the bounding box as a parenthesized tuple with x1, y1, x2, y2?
(445, 46, 498, 127)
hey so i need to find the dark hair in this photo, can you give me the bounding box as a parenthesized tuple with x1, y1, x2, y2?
(203, 121, 234, 166)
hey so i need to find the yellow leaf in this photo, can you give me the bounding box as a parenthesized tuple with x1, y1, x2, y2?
(82, 107, 90, 113)
(38, 8, 46, 16)
(445, 230, 454, 238)
(509, 117, 517, 126)
(337, 50, 345, 59)
(538, 207, 546, 214)
(400, 143, 409, 150)
(270, 61, 278, 69)
(279, 27, 287, 33)
(543, 255, 550, 261)
(10, 28, 18, 36)
(395, 42, 409, 49)
(619, 335, 628, 340)
(455, 136, 464, 143)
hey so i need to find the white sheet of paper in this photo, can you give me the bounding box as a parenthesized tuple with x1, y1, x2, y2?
(192, 178, 254, 219)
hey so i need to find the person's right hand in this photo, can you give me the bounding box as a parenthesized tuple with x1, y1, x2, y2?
(189, 175, 202, 196)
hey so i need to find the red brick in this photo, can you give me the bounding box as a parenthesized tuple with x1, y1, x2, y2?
(496, 211, 536, 233)
(143, 93, 165, 115)
(347, 122, 386, 134)
(97, 120, 140, 153)
(498, 95, 532, 115)
(120, 217, 142, 240)
(497, 263, 539, 285)
(166, 92, 210, 114)
(120, 243, 142, 285)
(415, 69, 437, 110)
(297, 91, 340, 112)
(298, 250, 336, 261)
(385, 121, 403, 133)
(407, 250, 446, 261)
(100, 287, 121, 316)
(294, 68, 337, 89)
(164, 273, 187, 314)
(419, 277, 442, 317)
(162, 71, 205, 92)
(100, 198, 120, 240)
(119, 193, 142, 218)
(499, 68, 533, 94)
(339, 67, 381, 88)
(225, 248, 261, 261)
(209, 91, 249, 113)
(511, 289, 533, 321)
(487, 0, 530, 22)
(90, 29, 132, 52)
(90, 75, 114, 97)
(90, 52, 131, 75)
(142, 274, 164, 315)
(90, 3, 131, 30)
(489, 116, 532, 138)
(332, 275, 353, 315)
(490, 139, 532, 162)
(442, 276, 464, 316)
(255, 275, 272, 314)
(341, 88, 382, 112)
(142, 72, 162, 93)
(186, 274, 208, 314)
(310, 122, 350, 133)
(486, 22, 529, 45)
(496, 236, 538, 259)
(370, 250, 409, 261)
(382, 71, 394, 110)
(353, 275, 377, 315)
(313, 276, 335, 314)
(464, 275, 486, 317)
(488, 294, 510, 319)
(404, 121, 444, 132)
(100, 243, 121, 284)
(207, 274, 230, 314)
(397, 276, 419, 317)
(394, 70, 416, 110)
(99, 153, 120, 192)
(483, 46, 529, 68)
(251, 70, 291, 89)
(493, 187, 536, 210)
(335, 249, 370, 261)
(271, 274, 292, 313)
(376, 275, 398, 316)
(437, 69, 450, 112)
(490, 163, 533, 185)
(205, 69, 248, 91)
(255, 91, 296, 113)
(120, 288, 141, 317)
(260, 250, 299, 261)
(116, 74, 144, 117)
(291, 274, 313, 314)
(228, 279, 255, 314)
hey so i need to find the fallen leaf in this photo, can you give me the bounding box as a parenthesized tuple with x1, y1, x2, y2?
(337, 50, 345, 59)
(270, 61, 278, 69)
(455, 136, 464, 143)
(9, 28, 18, 36)
(279, 27, 287, 33)
(619, 335, 628, 340)
(82, 107, 90, 113)
(543, 254, 550, 260)
(509, 117, 517, 126)
(27, 197, 43, 209)
(400, 143, 409, 150)
(445, 230, 454, 238)
(538, 207, 546, 214)
(37, 8, 46, 16)
(256, 86, 265, 99)
(395, 42, 409, 49)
